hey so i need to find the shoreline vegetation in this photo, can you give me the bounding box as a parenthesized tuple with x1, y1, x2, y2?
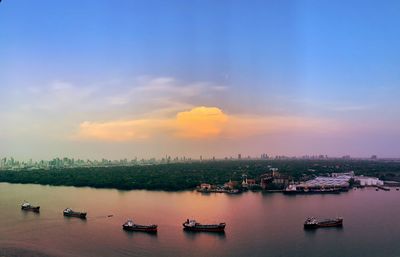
(0, 160, 400, 191)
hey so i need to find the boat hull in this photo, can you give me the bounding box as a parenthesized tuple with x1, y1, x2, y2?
(21, 206, 40, 213)
(304, 219, 343, 229)
(64, 212, 87, 219)
(183, 223, 226, 232)
(122, 224, 158, 233)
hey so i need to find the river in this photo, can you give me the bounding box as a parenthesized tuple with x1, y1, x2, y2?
(0, 182, 398, 257)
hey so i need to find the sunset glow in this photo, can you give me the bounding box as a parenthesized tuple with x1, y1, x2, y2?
(1, 0, 400, 159)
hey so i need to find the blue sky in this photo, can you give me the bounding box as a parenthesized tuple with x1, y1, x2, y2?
(1, 0, 400, 159)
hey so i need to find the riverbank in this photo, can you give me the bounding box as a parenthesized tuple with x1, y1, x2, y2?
(1, 160, 400, 191)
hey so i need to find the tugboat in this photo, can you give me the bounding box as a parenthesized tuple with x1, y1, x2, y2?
(63, 208, 87, 219)
(304, 217, 343, 229)
(183, 219, 226, 232)
(21, 202, 40, 212)
(122, 220, 158, 233)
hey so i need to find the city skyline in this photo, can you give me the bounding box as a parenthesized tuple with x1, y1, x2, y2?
(0, 153, 387, 167)
(1, 0, 400, 159)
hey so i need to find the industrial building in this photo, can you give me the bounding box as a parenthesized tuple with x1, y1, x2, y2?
(296, 175, 352, 190)
(354, 176, 384, 186)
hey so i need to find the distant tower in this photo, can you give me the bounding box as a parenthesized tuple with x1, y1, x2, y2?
(238, 154, 241, 160)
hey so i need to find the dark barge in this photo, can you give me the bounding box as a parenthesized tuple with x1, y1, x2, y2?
(21, 202, 40, 213)
(304, 217, 343, 229)
(63, 208, 87, 219)
(122, 220, 158, 233)
(183, 219, 226, 232)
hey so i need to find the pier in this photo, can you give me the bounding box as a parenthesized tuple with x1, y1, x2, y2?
(376, 185, 390, 191)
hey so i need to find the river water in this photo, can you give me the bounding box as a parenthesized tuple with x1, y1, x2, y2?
(0, 182, 399, 257)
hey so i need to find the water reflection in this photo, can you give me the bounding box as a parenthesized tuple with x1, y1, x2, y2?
(0, 247, 55, 257)
(21, 211, 40, 217)
(63, 216, 87, 223)
(183, 230, 226, 241)
(123, 230, 158, 239)
(225, 194, 243, 198)
(1, 183, 400, 257)
(304, 226, 344, 238)
(303, 228, 318, 237)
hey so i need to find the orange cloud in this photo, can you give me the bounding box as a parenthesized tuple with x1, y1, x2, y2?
(75, 107, 228, 141)
(78, 120, 158, 141)
(74, 106, 341, 142)
(175, 106, 228, 138)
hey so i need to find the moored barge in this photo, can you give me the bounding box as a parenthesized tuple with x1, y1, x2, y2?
(304, 217, 343, 229)
(284, 185, 344, 195)
(63, 208, 87, 219)
(21, 202, 40, 213)
(122, 220, 158, 233)
(183, 219, 226, 232)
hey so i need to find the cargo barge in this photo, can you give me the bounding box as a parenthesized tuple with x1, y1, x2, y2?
(304, 217, 343, 229)
(183, 219, 226, 232)
(21, 202, 40, 213)
(284, 185, 346, 195)
(63, 208, 87, 219)
(122, 220, 158, 233)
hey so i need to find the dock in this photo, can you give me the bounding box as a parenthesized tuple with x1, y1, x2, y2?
(376, 185, 390, 191)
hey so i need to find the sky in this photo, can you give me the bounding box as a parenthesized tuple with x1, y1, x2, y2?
(1, 0, 400, 160)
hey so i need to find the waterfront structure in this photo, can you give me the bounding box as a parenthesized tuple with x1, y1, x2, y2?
(197, 182, 240, 194)
(384, 181, 400, 187)
(272, 175, 290, 186)
(271, 170, 291, 187)
(290, 175, 352, 191)
(260, 173, 273, 189)
(354, 176, 384, 186)
(259, 169, 291, 190)
(224, 180, 239, 190)
(241, 178, 258, 190)
(242, 178, 256, 188)
(199, 183, 211, 190)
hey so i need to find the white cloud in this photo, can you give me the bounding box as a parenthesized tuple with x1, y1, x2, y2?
(0, 76, 231, 141)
